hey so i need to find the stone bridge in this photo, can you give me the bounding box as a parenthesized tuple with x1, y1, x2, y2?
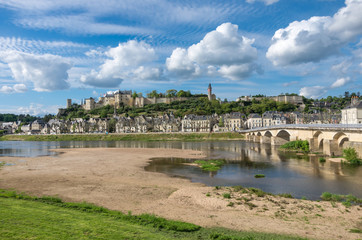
(242, 124, 362, 157)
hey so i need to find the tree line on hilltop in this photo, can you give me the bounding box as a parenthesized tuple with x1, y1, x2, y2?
(2, 91, 361, 122)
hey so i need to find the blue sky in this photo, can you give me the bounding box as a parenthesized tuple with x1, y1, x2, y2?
(0, 0, 361, 115)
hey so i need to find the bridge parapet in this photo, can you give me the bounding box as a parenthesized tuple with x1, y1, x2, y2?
(241, 124, 362, 133)
(243, 124, 362, 157)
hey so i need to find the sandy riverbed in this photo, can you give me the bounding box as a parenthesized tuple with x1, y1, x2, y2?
(0, 148, 361, 240)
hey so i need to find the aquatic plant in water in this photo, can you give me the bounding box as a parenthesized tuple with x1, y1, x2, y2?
(194, 159, 224, 172)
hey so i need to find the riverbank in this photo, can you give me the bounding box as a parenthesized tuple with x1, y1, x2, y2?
(0, 132, 244, 142)
(0, 148, 361, 240)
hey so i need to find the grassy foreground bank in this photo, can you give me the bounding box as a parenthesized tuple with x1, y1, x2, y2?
(0, 190, 306, 240)
(0, 132, 244, 142)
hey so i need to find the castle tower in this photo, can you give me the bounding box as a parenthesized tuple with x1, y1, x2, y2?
(208, 83, 212, 101)
(66, 99, 72, 108)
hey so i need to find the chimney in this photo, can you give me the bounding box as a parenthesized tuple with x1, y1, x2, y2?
(351, 96, 359, 106)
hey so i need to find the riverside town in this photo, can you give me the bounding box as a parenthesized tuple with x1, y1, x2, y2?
(1, 1, 362, 240)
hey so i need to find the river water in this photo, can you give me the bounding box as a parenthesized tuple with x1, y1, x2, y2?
(0, 140, 361, 200)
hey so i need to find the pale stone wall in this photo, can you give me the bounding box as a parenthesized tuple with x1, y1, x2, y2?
(84, 98, 95, 111)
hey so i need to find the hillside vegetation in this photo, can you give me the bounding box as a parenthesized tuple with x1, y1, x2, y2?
(60, 96, 298, 119)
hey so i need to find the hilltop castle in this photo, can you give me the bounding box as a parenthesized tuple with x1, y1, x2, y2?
(78, 90, 190, 110)
(65, 84, 216, 111)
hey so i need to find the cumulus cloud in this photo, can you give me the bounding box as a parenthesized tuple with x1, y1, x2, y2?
(81, 40, 162, 87)
(0, 51, 71, 91)
(267, 0, 362, 66)
(300, 77, 352, 98)
(299, 86, 328, 99)
(166, 22, 260, 81)
(0, 85, 14, 93)
(246, 0, 279, 5)
(0, 84, 28, 94)
(166, 48, 201, 78)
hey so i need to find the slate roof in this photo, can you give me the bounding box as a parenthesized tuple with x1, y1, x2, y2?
(343, 101, 362, 109)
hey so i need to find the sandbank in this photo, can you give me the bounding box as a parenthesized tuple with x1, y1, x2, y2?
(0, 148, 361, 240)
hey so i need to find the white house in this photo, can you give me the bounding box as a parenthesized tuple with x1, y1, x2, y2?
(341, 97, 362, 124)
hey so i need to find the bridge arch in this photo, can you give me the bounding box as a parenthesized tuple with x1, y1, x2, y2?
(333, 132, 349, 148)
(259, 130, 273, 144)
(276, 130, 291, 141)
(264, 131, 273, 137)
(313, 131, 324, 151)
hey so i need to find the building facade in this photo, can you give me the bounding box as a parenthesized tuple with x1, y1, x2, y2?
(341, 97, 362, 124)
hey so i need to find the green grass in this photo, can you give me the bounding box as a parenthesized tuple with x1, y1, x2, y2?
(320, 192, 362, 206)
(254, 174, 265, 178)
(279, 140, 309, 152)
(0, 190, 307, 240)
(0, 132, 244, 142)
(194, 159, 225, 171)
(349, 229, 362, 233)
(223, 193, 231, 199)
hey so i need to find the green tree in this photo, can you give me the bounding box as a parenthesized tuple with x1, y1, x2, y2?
(166, 89, 177, 98)
(147, 90, 159, 98)
(132, 91, 138, 99)
(219, 117, 224, 127)
(108, 118, 117, 133)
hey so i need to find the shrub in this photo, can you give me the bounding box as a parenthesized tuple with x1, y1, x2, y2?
(319, 157, 326, 163)
(277, 193, 293, 199)
(232, 186, 244, 192)
(320, 192, 362, 205)
(227, 202, 234, 207)
(223, 193, 231, 199)
(280, 140, 309, 152)
(343, 148, 362, 165)
(248, 187, 267, 197)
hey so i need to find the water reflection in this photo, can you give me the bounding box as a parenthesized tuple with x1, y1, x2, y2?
(1, 140, 361, 199)
(145, 149, 362, 200)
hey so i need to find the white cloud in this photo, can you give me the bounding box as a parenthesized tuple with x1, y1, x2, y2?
(0, 85, 14, 93)
(331, 61, 352, 75)
(18, 15, 153, 35)
(299, 86, 328, 99)
(0, 51, 71, 92)
(282, 81, 299, 87)
(166, 48, 201, 78)
(0, 0, 233, 37)
(0, 37, 89, 56)
(16, 103, 60, 116)
(246, 0, 279, 5)
(0, 84, 28, 93)
(267, 0, 362, 66)
(85, 49, 104, 58)
(218, 64, 259, 80)
(166, 22, 260, 81)
(13, 84, 28, 92)
(300, 77, 352, 98)
(330, 77, 351, 88)
(81, 40, 162, 87)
